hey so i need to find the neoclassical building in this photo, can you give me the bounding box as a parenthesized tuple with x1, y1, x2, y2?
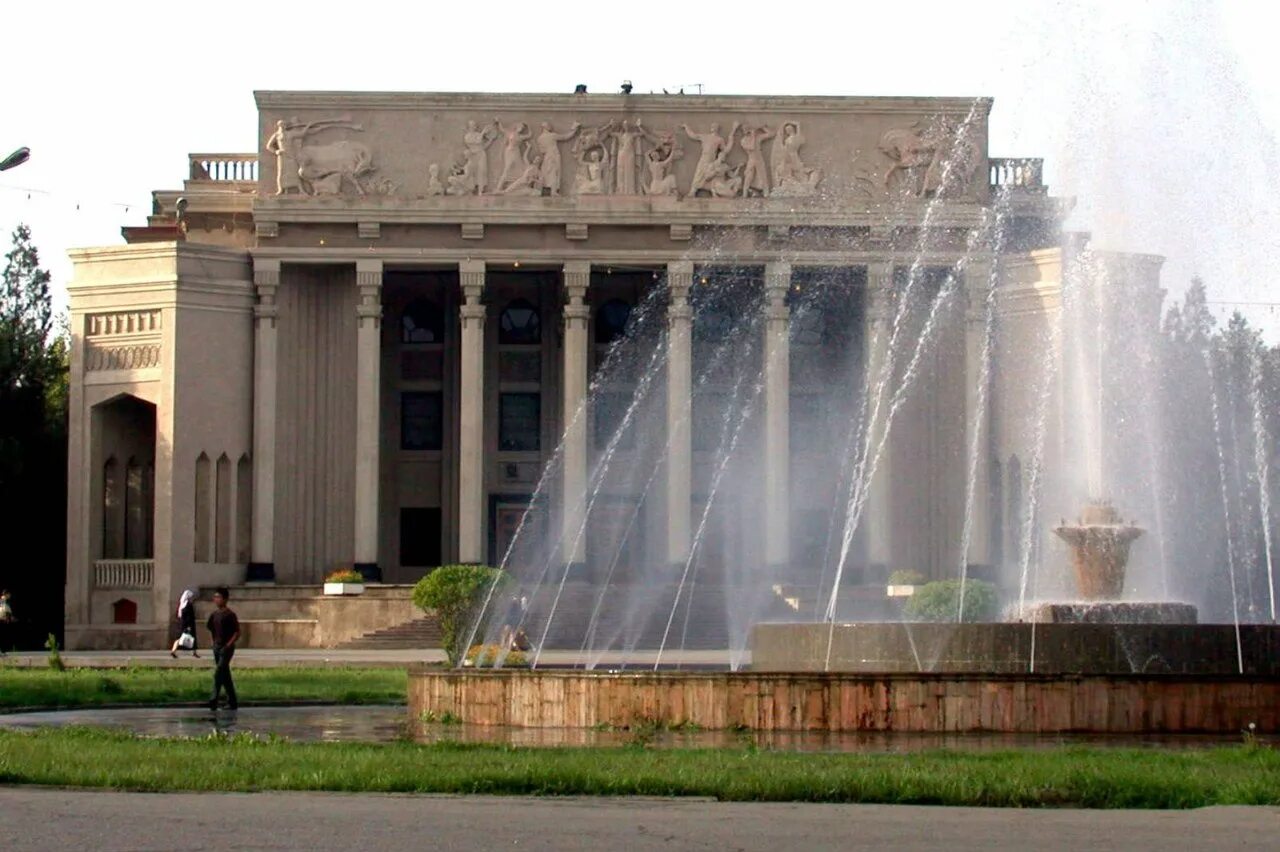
(64, 90, 1161, 648)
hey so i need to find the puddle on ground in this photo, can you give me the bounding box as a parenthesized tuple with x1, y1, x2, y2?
(0, 705, 1262, 750)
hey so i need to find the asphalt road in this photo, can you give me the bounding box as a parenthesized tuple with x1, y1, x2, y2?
(2, 789, 1278, 851)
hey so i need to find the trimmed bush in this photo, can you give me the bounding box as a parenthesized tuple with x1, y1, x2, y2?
(412, 565, 510, 666)
(902, 579, 999, 622)
(466, 643, 529, 668)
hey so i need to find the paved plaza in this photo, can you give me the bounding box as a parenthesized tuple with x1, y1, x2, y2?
(2, 789, 1276, 851)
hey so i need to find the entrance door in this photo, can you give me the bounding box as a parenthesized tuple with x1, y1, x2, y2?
(491, 496, 546, 577)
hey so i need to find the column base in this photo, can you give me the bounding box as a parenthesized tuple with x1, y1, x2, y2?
(245, 562, 275, 583)
(354, 562, 382, 583)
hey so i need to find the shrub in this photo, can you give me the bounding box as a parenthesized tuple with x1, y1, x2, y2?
(412, 565, 510, 666)
(324, 568, 364, 584)
(44, 633, 64, 671)
(887, 569, 926, 586)
(465, 643, 528, 668)
(902, 579, 999, 623)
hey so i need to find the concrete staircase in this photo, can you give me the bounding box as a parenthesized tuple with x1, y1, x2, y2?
(337, 615, 442, 650)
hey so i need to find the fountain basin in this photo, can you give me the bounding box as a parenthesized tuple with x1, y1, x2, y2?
(749, 621, 1280, 675)
(408, 666, 1280, 734)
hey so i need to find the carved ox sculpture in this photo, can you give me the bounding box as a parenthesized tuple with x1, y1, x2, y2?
(298, 139, 375, 196)
(878, 126, 935, 196)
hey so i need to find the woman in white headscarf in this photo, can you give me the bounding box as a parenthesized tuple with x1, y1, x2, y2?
(169, 589, 200, 658)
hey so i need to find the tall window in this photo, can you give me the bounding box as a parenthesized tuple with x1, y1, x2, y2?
(401, 299, 444, 344)
(500, 392, 541, 451)
(595, 299, 632, 345)
(499, 299, 541, 345)
(594, 391, 635, 450)
(401, 392, 443, 451)
(400, 507, 442, 568)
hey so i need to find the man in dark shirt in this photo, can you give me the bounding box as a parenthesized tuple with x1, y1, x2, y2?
(206, 587, 240, 711)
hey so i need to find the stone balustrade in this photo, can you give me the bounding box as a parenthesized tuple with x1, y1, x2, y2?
(189, 153, 258, 183)
(989, 157, 1045, 192)
(93, 559, 154, 590)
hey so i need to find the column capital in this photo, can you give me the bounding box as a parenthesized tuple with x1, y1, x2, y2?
(667, 261, 693, 305)
(356, 257, 384, 288)
(867, 262, 896, 323)
(253, 259, 280, 324)
(459, 259, 485, 301)
(563, 261, 590, 314)
(355, 259, 383, 327)
(964, 259, 995, 322)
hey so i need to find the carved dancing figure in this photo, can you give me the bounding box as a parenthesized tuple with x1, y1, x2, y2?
(501, 144, 545, 196)
(425, 163, 445, 196)
(461, 119, 499, 194)
(643, 145, 681, 196)
(739, 124, 776, 197)
(705, 149, 744, 198)
(535, 121, 580, 196)
(769, 121, 821, 197)
(574, 147, 609, 195)
(682, 122, 739, 196)
(608, 120, 645, 195)
(265, 117, 369, 196)
(494, 119, 533, 193)
(445, 159, 472, 196)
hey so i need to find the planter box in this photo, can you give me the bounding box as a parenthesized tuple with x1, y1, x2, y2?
(323, 582, 365, 596)
(886, 584, 918, 598)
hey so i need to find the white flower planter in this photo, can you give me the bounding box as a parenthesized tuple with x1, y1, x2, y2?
(324, 582, 365, 596)
(886, 584, 918, 598)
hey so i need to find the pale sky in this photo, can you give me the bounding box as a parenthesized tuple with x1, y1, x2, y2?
(3, 0, 1277, 337)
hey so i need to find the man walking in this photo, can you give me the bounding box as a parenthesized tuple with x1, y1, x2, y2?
(206, 587, 240, 711)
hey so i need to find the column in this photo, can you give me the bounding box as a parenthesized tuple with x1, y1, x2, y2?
(864, 262, 894, 572)
(248, 258, 279, 582)
(458, 260, 487, 564)
(354, 258, 383, 581)
(666, 261, 693, 567)
(561, 261, 591, 570)
(963, 258, 993, 568)
(763, 262, 791, 570)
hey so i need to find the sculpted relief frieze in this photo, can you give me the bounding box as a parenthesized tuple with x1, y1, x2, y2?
(261, 106, 985, 204)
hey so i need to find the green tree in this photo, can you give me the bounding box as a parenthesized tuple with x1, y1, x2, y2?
(412, 565, 511, 666)
(0, 224, 67, 647)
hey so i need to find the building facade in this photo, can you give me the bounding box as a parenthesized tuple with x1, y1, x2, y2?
(63, 90, 1160, 649)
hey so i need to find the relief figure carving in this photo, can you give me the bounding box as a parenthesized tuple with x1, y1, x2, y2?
(460, 119, 500, 194)
(500, 144, 545, 196)
(494, 119, 533, 193)
(739, 125, 776, 197)
(265, 117, 373, 196)
(425, 163, 446, 196)
(769, 121, 821, 197)
(572, 121, 615, 195)
(536, 121, 580, 196)
(880, 119, 980, 199)
(608, 120, 645, 195)
(682, 122, 739, 196)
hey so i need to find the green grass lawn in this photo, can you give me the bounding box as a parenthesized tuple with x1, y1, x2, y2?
(0, 667, 406, 710)
(0, 726, 1277, 807)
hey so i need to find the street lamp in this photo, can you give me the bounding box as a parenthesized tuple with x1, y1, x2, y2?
(0, 147, 30, 171)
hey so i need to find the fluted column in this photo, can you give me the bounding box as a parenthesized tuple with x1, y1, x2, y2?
(763, 262, 791, 570)
(353, 258, 383, 580)
(458, 260, 487, 564)
(963, 258, 994, 568)
(248, 258, 279, 582)
(561, 261, 591, 569)
(864, 262, 895, 572)
(666, 261, 694, 566)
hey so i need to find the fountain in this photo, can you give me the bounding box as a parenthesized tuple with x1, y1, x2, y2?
(1053, 501, 1142, 600)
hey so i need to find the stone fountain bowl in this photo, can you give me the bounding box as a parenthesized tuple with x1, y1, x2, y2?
(1053, 520, 1144, 600)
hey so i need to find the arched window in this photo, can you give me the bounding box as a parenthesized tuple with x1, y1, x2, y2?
(401, 299, 444, 344)
(595, 299, 632, 345)
(499, 299, 541, 345)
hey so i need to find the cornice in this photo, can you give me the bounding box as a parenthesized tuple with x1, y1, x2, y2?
(254, 91, 993, 117)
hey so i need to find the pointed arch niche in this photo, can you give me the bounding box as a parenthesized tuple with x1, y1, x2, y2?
(92, 395, 156, 561)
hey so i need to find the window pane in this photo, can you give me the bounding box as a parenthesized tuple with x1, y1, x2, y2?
(500, 392, 541, 452)
(595, 299, 632, 344)
(401, 299, 444, 344)
(499, 299, 541, 345)
(692, 392, 728, 452)
(401, 392, 443, 451)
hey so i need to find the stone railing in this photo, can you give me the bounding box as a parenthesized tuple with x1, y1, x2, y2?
(989, 157, 1046, 193)
(86, 310, 161, 338)
(189, 153, 258, 183)
(94, 559, 155, 590)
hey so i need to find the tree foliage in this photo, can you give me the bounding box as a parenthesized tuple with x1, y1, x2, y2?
(0, 224, 67, 647)
(412, 565, 511, 666)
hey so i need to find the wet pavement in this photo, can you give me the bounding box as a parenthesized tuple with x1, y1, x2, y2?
(0, 704, 1260, 750)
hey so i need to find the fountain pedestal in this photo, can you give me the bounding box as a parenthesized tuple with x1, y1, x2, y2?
(1052, 502, 1144, 599)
